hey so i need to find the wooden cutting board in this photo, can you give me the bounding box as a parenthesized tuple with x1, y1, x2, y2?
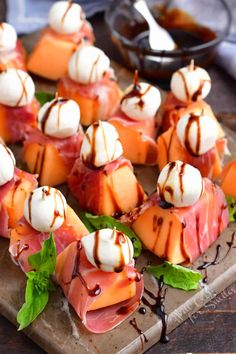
(0, 32, 236, 354)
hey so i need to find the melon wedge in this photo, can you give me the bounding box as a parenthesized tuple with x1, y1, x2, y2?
(109, 116, 158, 165)
(23, 142, 70, 186)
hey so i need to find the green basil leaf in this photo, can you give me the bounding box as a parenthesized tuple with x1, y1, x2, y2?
(28, 232, 57, 276)
(17, 233, 56, 330)
(17, 278, 49, 331)
(226, 196, 236, 222)
(79, 212, 142, 258)
(147, 262, 202, 291)
(35, 92, 54, 106)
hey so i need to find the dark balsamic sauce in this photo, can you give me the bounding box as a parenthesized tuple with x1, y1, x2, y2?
(40, 98, 69, 134)
(142, 276, 169, 343)
(177, 70, 190, 101)
(197, 244, 221, 270)
(27, 191, 33, 224)
(138, 307, 146, 315)
(184, 113, 201, 156)
(121, 70, 151, 110)
(14, 240, 29, 263)
(129, 317, 148, 349)
(15, 70, 29, 107)
(70, 241, 101, 297)
(61, 0, 73, 24)
(159, 200, 173, 209)
(116, 306, 132, 315)
(11, 179, 21, 205)
(197, 232, 236, 277)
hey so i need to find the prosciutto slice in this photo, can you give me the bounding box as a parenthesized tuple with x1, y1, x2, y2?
(5, 99, 39, 143)
(56, 241, 144, 333)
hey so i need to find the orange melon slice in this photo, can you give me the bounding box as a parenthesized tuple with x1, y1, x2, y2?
(109, 117, 158, 165)
(23, 142, 70, 186)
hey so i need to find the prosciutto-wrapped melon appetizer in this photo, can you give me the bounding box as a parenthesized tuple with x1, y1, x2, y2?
(0, 68, 39, 143)
(23, 97, 84, 186)
(157, 110, 228, 179)
(27, 1, 94, 81)
(0, 22, 26, 71)
(68, 121, 146, 216)
(0, 143, 37, 238)
(161, 61, 225, 137)
(58, 45, 121, 126)
(9, 186, 88, 273)
(56, 228, 144, 333)
(109, 72, 160, 165)
(122, 161, 229, 264)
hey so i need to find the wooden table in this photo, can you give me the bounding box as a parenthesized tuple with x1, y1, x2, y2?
(1, 4, 236, 353)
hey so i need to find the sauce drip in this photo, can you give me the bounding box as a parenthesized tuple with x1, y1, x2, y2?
(88, 54, 101, 83)
(180, 221, 190, 261)
(184, 113, 201, 156)
(15, 71, 29, 107)
(142, 276, 169, 343)
(152, 216, 163, 252)
(197, 244, 221, 270)
(158, 161, 176, 202)
(71, 241, 101, 297)
(61, 0, 73, 24)
(11, 179, 21, 206)
(14, 240, 29, 264)
(83, 122, 99, 168)
(198, 231, 236, 272)
(40, 98, 69, 134)
(138, 307, 146, 315)
(27, 191, 33, 224)
(129, 317, 148, 349)
(121, 70, 152, 110)
(177, 70, 190, 101)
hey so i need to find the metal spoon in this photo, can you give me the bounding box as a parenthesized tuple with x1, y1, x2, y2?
(133, 0, 175, 51)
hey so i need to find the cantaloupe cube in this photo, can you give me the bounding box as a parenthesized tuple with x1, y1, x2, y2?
(23, 142, 70, 186)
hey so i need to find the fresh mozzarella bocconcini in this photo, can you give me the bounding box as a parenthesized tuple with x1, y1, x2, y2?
(48, 1, 85, 35)
(81, 228, 134, 272)
(176, 111, 218, 156)
(157, 160, 204, 207)
(68, 46, 110, 84)
(37, 97, 80, 138)
(0, 22, 17, 52)
(170, 60, 211, 102)
(0, 69, 35, 107)
(81, 121, 123, 167)
(24, 186, 67, 232)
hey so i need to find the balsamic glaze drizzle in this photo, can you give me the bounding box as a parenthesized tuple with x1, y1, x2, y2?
(129, 317, 148, 349)
(70, 241, 101, 297)
(197, 232, 236, 271)
(142, 276, 169, 343)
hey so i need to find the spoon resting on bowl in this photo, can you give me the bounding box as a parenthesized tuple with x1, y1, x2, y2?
(133, 0, 176, 51)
